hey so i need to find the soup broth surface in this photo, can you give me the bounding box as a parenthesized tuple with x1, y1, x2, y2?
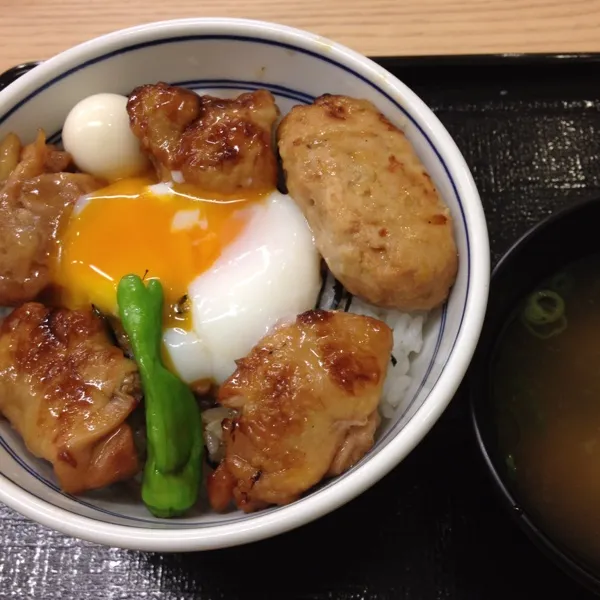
(493, 253, 600, 567)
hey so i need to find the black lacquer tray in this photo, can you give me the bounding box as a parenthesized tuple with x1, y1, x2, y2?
(1, 54, 600, 600)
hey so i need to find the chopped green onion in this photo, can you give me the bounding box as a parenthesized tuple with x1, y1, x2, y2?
(521, 289, 567, 339)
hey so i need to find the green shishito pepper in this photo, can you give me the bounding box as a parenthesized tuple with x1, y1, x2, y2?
(117, 274, 203, 518)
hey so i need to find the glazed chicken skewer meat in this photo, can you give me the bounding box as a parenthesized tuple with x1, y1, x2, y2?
(0, 303, 141, 494)
(0, 131, 104, 306)
(208, 310, 393, 513)
(127, 83, 280, 195)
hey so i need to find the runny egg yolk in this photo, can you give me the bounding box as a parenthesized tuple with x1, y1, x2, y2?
(52, 177, 265, 328)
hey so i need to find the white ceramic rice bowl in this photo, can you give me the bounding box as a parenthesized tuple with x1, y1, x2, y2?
(0, 18, 489, 551)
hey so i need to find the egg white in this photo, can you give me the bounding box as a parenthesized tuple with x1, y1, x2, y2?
(164, 190, 321, 385)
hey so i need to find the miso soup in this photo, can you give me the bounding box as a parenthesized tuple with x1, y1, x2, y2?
(493, 253, 600, 567)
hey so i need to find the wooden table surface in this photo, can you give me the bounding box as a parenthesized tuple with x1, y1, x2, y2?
(1, 0, 600, 73)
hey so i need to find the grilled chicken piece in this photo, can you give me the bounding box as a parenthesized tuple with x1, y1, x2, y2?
(327, 410, 380, 476)
(207, 309, 392, 513)
(127, 83, 279, 195)
(277, 94, 459, 311)
(0, 131, 104, 306)
(0, 303, 141, 494)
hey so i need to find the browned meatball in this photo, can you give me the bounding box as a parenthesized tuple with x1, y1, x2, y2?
(277, 94, 459, 311)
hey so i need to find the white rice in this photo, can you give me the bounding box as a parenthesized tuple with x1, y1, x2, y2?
(348, 296, 426, 419)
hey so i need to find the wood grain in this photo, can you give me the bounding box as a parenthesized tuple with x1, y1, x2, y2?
(1, 0, 600, 73)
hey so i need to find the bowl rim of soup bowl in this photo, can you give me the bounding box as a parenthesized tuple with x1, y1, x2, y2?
(0, 17, 489, 552)
(470, 195, 600, 594)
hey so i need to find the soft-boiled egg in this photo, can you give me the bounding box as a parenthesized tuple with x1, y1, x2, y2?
(164, 192, 322, 384)
(52, 181, 321, 385)
(62, 93, 149, 180)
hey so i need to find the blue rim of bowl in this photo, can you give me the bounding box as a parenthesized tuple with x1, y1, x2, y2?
(0, 33, 470, 527)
